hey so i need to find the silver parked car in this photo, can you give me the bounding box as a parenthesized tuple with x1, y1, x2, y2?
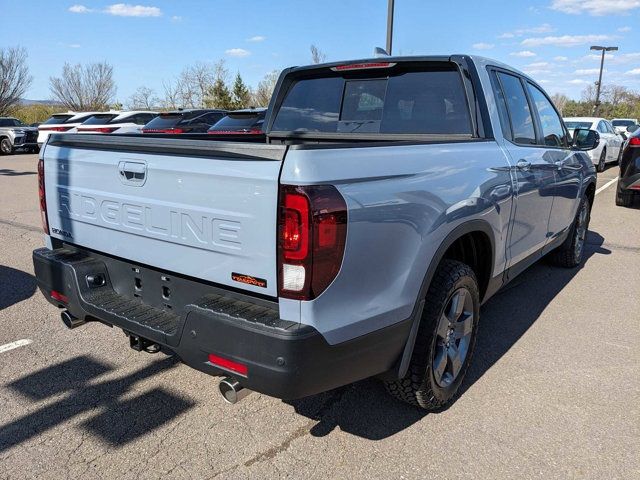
(0, 117, 39, 154)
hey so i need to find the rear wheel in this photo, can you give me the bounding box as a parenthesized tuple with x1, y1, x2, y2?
(616, 181, 636, 207)
(384, 259, 479, 411)
(550, 195, 591, 268)
(0, 138, 12, 155)
(596, 149, 606, 172)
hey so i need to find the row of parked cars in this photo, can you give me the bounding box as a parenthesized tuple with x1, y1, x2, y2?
(0, 107, 267, 155)
(564, 116, 639, 172)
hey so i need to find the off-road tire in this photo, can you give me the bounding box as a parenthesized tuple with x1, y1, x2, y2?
(385, 259, 480, 411)
(550, 195, 591, 268)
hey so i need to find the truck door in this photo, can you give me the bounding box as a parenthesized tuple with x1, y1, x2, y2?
(490, 70, 556, 272)
(525, 81, 582, 243)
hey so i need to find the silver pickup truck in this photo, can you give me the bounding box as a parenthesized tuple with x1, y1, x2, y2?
(33, 55, 598, 411)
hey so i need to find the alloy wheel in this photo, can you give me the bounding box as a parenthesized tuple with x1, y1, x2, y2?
(574, 202, 588, 261)
(432, 288, 474, 388)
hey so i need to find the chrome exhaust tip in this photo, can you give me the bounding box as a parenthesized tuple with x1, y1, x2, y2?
(60, 310, 86, 329)
(219, 377, 251, 404)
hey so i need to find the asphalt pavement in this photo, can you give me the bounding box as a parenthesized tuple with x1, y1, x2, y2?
(0, 153, 638, 479)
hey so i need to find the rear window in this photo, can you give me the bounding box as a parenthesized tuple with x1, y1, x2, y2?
(271, 65, 472, 135)
(612, 120, 635, 127)
(143, 114, 183, 129)
(564, 121, 592, 130)
(42, 114, 74, 125)
(209, 111, 266, 131)
(81, 114, 118, 125)
(66, 114, 97, 124)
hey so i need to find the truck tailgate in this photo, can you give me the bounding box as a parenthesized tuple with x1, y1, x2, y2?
(43, 135, 286, 296)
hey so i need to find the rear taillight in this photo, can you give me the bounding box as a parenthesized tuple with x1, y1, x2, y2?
(629, 137, 640, 146)
(278, 185, 347, 300)
(38, 158, 49, 234)
(78, 127, 118, 133)
(207, 129, 263, 135)
(39, 126, 72, 132)
(142, 128, 184, 134)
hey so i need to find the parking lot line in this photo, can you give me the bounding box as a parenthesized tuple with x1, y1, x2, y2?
(596, 177, 618, 196)
(0, 339, 32, 354)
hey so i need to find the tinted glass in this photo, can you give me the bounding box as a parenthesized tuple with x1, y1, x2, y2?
(612, 120, 635, 127)
(497, 73, 536, 145)
(209, 112, 266, 131)
(143, 114, 183, 129)
(42, 114, 74, 125)
(81, 114, 118, 125)
(489, 72, 513, 141)
(0, 119, 17, 127)
(564, 121, 592, 130)
(528, 83, 568, 147)
(271, 66, 472, 135)
(66, 114, 96, 124)
(597, 121, 607, 134)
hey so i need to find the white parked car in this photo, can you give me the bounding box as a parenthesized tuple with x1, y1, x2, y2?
(73, 111, 158, 134)
(564, 117, 624, 172)
(611, 118, 639, 137)
(37, 111, 105, 146)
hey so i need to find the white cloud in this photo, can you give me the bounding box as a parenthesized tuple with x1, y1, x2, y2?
(70, 3, 162, 17)
(618, 26, 632, 32)
(581, 52, 640, 65)
(171, 15, 182, 22)
(567, 79, 589, 84)
(225, 48, 251, 57)
(522, 34, 612, 47)
(499, 23, 554, 39)
(626, 68, 640, 75)
(472, 43, 495, 50)
(69, 4, 91, 13)
(510, 50, 537, 57)
(68, 44, 81, 48)
(247, 36, 266, 42)
(554, 56, 569, 61)
(575, 68, 604, 75)
(550, 0, 640, 16)
(104, 4, 162, 17)
(527, 61, 550, 68)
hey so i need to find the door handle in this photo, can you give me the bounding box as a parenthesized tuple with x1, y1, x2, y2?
(118, 161, 147, 184)
(516, 159, 531, 170)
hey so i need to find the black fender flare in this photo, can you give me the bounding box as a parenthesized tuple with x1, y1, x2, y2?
(396, 219, 496, 379)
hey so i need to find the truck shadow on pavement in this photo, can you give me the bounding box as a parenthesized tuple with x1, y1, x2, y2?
(0, 265, 37, 310)
(0, 355, 195, 452)
(289, 230, 609, 440)
(0, 168, 37, 176)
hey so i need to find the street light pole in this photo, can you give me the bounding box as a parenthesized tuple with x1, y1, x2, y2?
(386, 0, 395, 55)
(590, 45, 618, 116)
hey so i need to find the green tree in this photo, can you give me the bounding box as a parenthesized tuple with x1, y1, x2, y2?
(206, 78, 233, 109)
(231, 72, 251, 109)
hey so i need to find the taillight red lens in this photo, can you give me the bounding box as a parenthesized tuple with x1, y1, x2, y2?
(51, 290, 68, 304)
(629, 137, 640, 146)
(278, 185, 347, 300)
(38, 159, 49, 234)
(331, 62, 396, 71)
(39, 126, 72, 132)
(142, 128, 184, 134)
(207, 353, 248, 376)
(78, 127, 117, 133)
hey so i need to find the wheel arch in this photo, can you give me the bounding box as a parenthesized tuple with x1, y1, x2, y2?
(395, 219, 496, 379)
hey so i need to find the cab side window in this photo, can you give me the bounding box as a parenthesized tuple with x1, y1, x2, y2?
(527, 83, 569, 148)
(496, 72, 536, 145)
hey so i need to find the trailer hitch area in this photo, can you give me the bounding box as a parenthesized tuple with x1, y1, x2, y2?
(128, 333, 161, 354)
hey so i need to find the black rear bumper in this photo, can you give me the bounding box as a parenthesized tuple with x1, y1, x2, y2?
(33, 247, 410, 400)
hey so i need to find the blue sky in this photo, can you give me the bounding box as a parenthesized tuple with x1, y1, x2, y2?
(1, 0, 639, 102)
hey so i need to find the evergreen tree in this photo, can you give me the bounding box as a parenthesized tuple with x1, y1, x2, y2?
(231, 72, 251, 109)
(206, 78, 233, 109)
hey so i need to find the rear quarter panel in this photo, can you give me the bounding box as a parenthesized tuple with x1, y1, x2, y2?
(279, 141, 514, 344)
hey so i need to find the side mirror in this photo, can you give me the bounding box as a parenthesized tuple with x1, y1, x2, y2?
(572, 127, 599, 151)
